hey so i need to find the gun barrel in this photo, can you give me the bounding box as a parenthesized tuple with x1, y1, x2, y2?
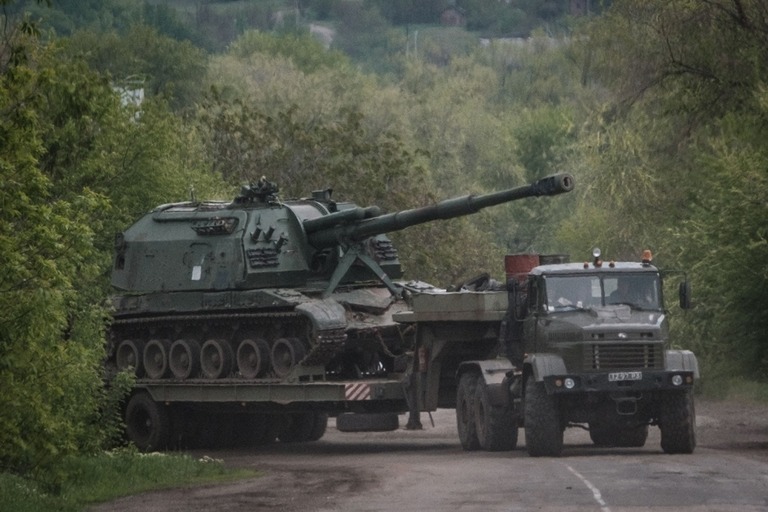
(303, 206, 382, 233)
(308, 173, 574, 249)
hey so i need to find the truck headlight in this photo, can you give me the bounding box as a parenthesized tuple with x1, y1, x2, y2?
(564, 377, 576, 389)
(671, 374, 683, 386)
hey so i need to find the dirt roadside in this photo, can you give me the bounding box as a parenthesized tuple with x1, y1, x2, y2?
(695, 397, 768, 461)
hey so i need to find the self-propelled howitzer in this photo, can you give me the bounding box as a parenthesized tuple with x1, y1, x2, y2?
(108, 173, 573, 386)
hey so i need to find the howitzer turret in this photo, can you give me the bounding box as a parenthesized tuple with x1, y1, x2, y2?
(107, 173, 574, 387)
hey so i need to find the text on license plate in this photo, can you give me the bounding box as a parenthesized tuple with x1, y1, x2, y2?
(608, 371, 642, 382)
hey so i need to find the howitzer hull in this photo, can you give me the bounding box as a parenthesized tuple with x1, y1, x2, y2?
(107, 173, 574, 386)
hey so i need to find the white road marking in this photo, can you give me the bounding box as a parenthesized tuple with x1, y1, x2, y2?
(565, 464, 611, 512)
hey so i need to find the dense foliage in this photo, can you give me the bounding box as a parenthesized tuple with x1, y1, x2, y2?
(1, 0, 766, 489)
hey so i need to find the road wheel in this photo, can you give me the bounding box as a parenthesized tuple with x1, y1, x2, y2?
(169, 339, 200, 380)
(201, 339, 234, 379)
(125, 392, 170, 452)
(659, 389, 696, 454)
(524, 376, 563, 457)
(236, 337, 270, 378)
(271, 337, 306, 378)
(474, 380, 518, 451)
(456, 372, 480, 450)
(143, 339, 171, 379)
(116, 339, 144, 377)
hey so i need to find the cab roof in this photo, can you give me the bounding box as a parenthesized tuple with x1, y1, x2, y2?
(531, 262, 659, 276)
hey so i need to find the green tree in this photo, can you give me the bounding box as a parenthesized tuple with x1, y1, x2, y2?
(0, 28, 110, 476)
(227, 29, 349, 74)
(63, 25, 208, 112)
(0, 17, 223, 477)
(567, 0, 768, 377)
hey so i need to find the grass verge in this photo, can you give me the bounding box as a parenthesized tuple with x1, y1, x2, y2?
(0, 448, 259, 512)
(698, 375, 768, 402)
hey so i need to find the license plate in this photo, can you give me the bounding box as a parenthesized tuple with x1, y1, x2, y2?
(608, 371, 642, 382)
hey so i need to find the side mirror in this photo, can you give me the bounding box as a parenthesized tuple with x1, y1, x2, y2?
(679, 280, 692, 310)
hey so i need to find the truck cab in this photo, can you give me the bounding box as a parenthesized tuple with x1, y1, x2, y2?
(503, 249, 698, 456)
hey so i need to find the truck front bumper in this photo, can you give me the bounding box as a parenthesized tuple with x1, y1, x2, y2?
(543, 370, 695, 395)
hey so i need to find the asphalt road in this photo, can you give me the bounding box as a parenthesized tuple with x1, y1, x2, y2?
(93, 401, 768, 512)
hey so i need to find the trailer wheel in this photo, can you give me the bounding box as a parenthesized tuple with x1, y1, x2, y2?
(336, 412, 399, 432)
(456, 373, 480, 450)
(659, 389, 696, 454)
(278, 412, 327, 442)
(474, 380, 518, 451)
(524, 376, 563, 457)
(125, 392, 170, 452)
(308, 412, 329, 441)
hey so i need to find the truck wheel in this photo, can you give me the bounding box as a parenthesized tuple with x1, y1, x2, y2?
(659, 389, 696, 454)
(524, 376, 563, 457)
(590, 423, 648, 447)
(125, 392, 170, 452)
(473, 380, 518, 451)
(456, 373, 480, 450)
(588, 422, 612, 446)
(336, 412, 399, 432)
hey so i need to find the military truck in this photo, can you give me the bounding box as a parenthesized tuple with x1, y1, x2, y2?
(393, 248, 698, 456)
(108, 173, 574, 451)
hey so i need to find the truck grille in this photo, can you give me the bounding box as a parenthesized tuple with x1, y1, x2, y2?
(584, 343, 662, 370)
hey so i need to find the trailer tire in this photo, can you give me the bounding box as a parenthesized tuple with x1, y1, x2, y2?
(336, 412, 399, 432)
(474, 380, 518, 451)
(659, 389, 696, 454)
(278, 412, 315, 442)
(524, 376, 563, 457)
(456, 373, 480, 450)
(308, 412, 328, 441)
(125, 392, 170, 452)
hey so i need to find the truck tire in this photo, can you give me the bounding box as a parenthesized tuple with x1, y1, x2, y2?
(659, 389, 696, 454)
(473, 380, 518, 451)
(125, 392, 170, 452)
(336, 412, 399, 432)
(524, 376, 563, 457)
(589, 423, 648, 447)
(456, 373, 480, 450)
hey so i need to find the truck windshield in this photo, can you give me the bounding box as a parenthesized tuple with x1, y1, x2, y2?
(544, 274, 661, 311)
